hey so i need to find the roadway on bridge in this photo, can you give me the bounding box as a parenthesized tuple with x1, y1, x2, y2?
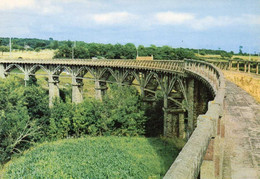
(223, 81, 260, 179)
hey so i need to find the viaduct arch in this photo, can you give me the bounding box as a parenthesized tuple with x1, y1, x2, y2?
(0, 59, 225, 178)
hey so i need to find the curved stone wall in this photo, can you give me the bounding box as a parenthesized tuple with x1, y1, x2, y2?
(164, 60, 225, 179)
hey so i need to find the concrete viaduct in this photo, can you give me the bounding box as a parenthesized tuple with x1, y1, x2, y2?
(0, 58, 258, 178)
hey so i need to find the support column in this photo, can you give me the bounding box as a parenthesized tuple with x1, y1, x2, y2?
(228, 60, 232, 70)
(49, 76, 60, 107)
(24, 73, 30, 86)
(236, 61, 239, 71)
(0, 64, 5, 78)
(187, 78, 194, 137)
(248, 62, 251, 73)
(164, 108, 186, 138)
(72, 77, 83, 104)
(244, 62, 247, 72)
(95, 80, 107, 101)
(178, 112, 185, 139)
(142, 94, 156, 107)
(256, 63, 259, 74)
(193, 80, 199, 128)
(163, 93, 168, 136)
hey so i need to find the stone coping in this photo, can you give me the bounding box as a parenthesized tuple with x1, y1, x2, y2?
(164, 60, 225, 179)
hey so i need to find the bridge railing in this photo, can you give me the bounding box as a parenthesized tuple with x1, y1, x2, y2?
(0, 59, 185, 73)
(185, 59, 224, 94)
(205, 59, 259, 75)
(164, 59, 225, 179)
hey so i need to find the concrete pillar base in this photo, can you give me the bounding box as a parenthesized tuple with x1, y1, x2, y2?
(49, 76, 60, 107)
(95, 80, 108, 101)
(72, 77, 84, 104)
(0, 64, 5, 78)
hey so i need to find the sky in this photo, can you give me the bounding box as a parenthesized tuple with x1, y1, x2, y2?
(0, 0, 259, 53)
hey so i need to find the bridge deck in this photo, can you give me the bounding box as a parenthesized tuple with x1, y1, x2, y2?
(223, 81, 260, 179)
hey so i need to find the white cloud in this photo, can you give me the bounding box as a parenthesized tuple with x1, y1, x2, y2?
(155, 12, 195, 25)
(93, 12, 138, 25)
(191, 16, 232, 30)
(191, 14, 260, 30)
(0, 0, 35, 10)
(153, 11, 260, 31)
(239, 14, 260, 25)
(0, 0, 63, 15)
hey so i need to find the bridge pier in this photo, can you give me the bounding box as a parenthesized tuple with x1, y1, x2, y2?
(187, 78, 194, 137)
(95, 80, 108, 100)
(165, 108, 186, 138)
(49, 76, 60, 107)
(24, 73, 30, 86)
(257, 63, 259, 74)
(228, 61, 232, 70)
(244, 63, 247, 72)
(0, 64, 5, 78)
(236, 62, 239, 71)
(142, 92, 157, 107)
(163, 93, 169, 137)
(248, 63, 251, 73)
(72, 76, 83, 104)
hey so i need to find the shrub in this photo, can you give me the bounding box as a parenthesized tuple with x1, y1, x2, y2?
(48, 85, 147, 138)
(0, 77, 48, 164)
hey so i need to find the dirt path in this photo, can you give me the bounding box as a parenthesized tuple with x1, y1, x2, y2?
(222, 81, 260, 179)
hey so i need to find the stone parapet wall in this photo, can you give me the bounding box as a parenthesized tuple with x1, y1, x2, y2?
(164, 60, 225, 179)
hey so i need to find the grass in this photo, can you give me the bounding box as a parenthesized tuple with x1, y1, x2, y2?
(1, 137, 185, 179)
(0, 49, 55, 59)
(223, 70, 260, 102)
(196, 54, 260, 62)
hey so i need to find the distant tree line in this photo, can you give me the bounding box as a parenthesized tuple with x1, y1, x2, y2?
(1, 37, 255, 60)
(53, 41, 198, 60)
(0, 37, 60, 51)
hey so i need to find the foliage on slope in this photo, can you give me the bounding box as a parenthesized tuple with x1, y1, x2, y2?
(0, 77, 147, 165)
(2, 137, 185, 179)
(0, 77, 50, 164)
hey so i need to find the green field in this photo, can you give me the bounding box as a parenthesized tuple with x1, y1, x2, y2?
(2, 137, 185, 179)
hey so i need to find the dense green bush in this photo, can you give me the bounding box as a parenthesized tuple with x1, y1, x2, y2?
(0, 76, 157, 165)
(0, 77, 49, 164)
(48, 85, 146, 139)
(2, 137, 185, 178)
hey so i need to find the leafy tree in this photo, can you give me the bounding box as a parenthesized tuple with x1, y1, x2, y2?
(101, 85, 146, 136)
(51, 40, 59, 49)
(124, 43, 136, 59)
(74, 45, 90, 59)
(48, 100, 75, 139)
(174, 48, 196, 60)
(0, 77, 43, 164)
(54, 45, 71, 58)
(199, 50, 206, 55)
(0, 46, 9, 55)
(220, 52, 233, 59)
(239, 46, 243, 55)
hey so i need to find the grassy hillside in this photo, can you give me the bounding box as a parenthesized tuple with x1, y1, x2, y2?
(223, 71, 260, 102)
(1, 137, 185, 179)
(0, 49, 55, 59)
(196, 54, 260, 62)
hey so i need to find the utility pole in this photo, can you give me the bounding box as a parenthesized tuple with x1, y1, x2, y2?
(136, 46, 138, 59)
(9, 37, 12, 58)
(249, 47, 251, 61)
(72, 41, 76, 60)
